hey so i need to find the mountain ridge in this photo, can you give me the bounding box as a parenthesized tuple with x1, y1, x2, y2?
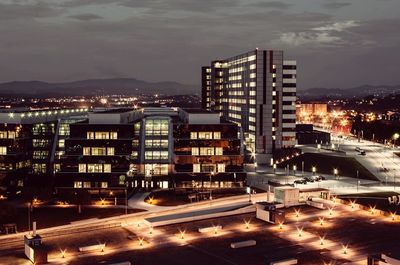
(0, 78, 198, 96)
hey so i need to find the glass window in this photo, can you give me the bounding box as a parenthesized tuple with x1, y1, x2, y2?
(0, 131, 7, 139)
(217, 164, 225, 172)
(58, 139, 65, 148)
(78, 164, 87, 173)
(198, 132, 212, 139)
(104, 164, 111, 172)
(191, 147, 199, 156)
(92, 147, 106, 156)
(0, 146, 7, 155)
(215, 147, 223, 155)
(107, 147, 115, 156)
(83, 147, 91, 155)
(95, 132, 109, 139)
(110, 132, 118, 139)
(213, 132, 221, 139)
(200, 147, 214, 156)
(8, 131, 16, 139)
(87, 132, 94, 139)
(190, 132, 198, 139)
(193, 164, 200, 173)
(74, 181, 83, 188)
(83, 182, 91, 188)
(101, 182, 108, 188)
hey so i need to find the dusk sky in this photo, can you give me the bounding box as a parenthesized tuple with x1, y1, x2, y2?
(1, 0, 400, 90)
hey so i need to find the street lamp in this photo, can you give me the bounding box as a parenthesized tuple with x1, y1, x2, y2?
(254, 162, 257, 173)
(333, 168, 339, 180)
(247, 186, 251, 203)
(293, 165, 297, 176)
(210, 171, 214, 200)
(393, 133, 399, 148)
(273, 163, 276, 174)
(312, 166, 316, 175)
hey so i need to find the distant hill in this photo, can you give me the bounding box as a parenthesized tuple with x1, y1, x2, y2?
(0, 78, 199, 97)
(298, 85, 400, 100)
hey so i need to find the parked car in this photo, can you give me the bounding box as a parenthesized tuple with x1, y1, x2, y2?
(304, 176, 315, 182)
(359, 150, 366, 155)
(294, 179, 307, 185)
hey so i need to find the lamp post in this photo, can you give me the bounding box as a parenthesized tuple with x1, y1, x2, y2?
(210, 171, 214, 200)
(334, 168, 339, 180)
(301, 161, 304, 176)
(393, 133, 399, 149)
(247, 186, 251, 203)
(293, 165, 297, 176)
(254, 162, 257, 173)
(125, 181, 129, 215)
(273, 163, 276, 174)
(312, 166, 316, 176)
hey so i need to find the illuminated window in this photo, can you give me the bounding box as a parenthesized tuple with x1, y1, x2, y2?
(83, 182, 91, 188)
(193, 164, 200, 172)
(213, 132, 221, 139)
(198, 132, 212, 139)
(87, 164, 103, 173)
(110, 132, 118, 139)
(190, 132, 198, 139)
(33, 163, 46, 173)
(58, 139, 65, 148)
(200, 147, 214, 155)
(0, 131, 7, 139)
(191, 147, 199, 155)
(91, 147, 106, 156)
(74, 181, 83, 188)
(215, 147, 223, 155)
(217, 164, 225, 172)
(83, 147, 90, 155)
(95, 132, 109, 139)
(78, 164, 87, 172)
(107, 147, 115, 156)
(103, 164, 111, 172)
(0, 146, 7, 155)
(101, 182, 108, 188)
(87, 132, 94, 139)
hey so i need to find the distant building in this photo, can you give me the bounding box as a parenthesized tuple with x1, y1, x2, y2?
(296, 124, 331, 145)
(55, 107, 245, 194)
(202, 49, 297, 163)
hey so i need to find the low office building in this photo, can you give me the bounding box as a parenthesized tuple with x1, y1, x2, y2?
(56, 107, 245, 193)
(0, 108, 89, 196)
(296, 124, 331, 145)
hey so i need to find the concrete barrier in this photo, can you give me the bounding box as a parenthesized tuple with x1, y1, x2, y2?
(107, 262, 131, 265)
(198, 225, 222, 233)
(144, 204, 255, 227)
(306, 200, 325, 209)
(270, 258, 298, 265)
(79, 243, 105, 252)
(230, 240, 256, 249)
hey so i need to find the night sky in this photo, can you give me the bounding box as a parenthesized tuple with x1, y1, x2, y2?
(1, 0, 400, 90)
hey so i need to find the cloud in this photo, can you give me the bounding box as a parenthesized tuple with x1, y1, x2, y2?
(280, 31, 341, 46)
(323, 2, 352, 9)
(246, 1, 292, 9)
(313, 20, 358, 31)
(0, 1, 62, 20)
(68, 13, 103, 21)
(279, 20, 359, 46)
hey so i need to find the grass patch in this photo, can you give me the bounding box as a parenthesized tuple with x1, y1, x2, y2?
(278, 152, 377, 181)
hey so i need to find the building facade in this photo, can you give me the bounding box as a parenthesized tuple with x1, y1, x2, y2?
(202, 49, 297, 163)
(55, 108, 245, 193)
(0, 108, 89, 196)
